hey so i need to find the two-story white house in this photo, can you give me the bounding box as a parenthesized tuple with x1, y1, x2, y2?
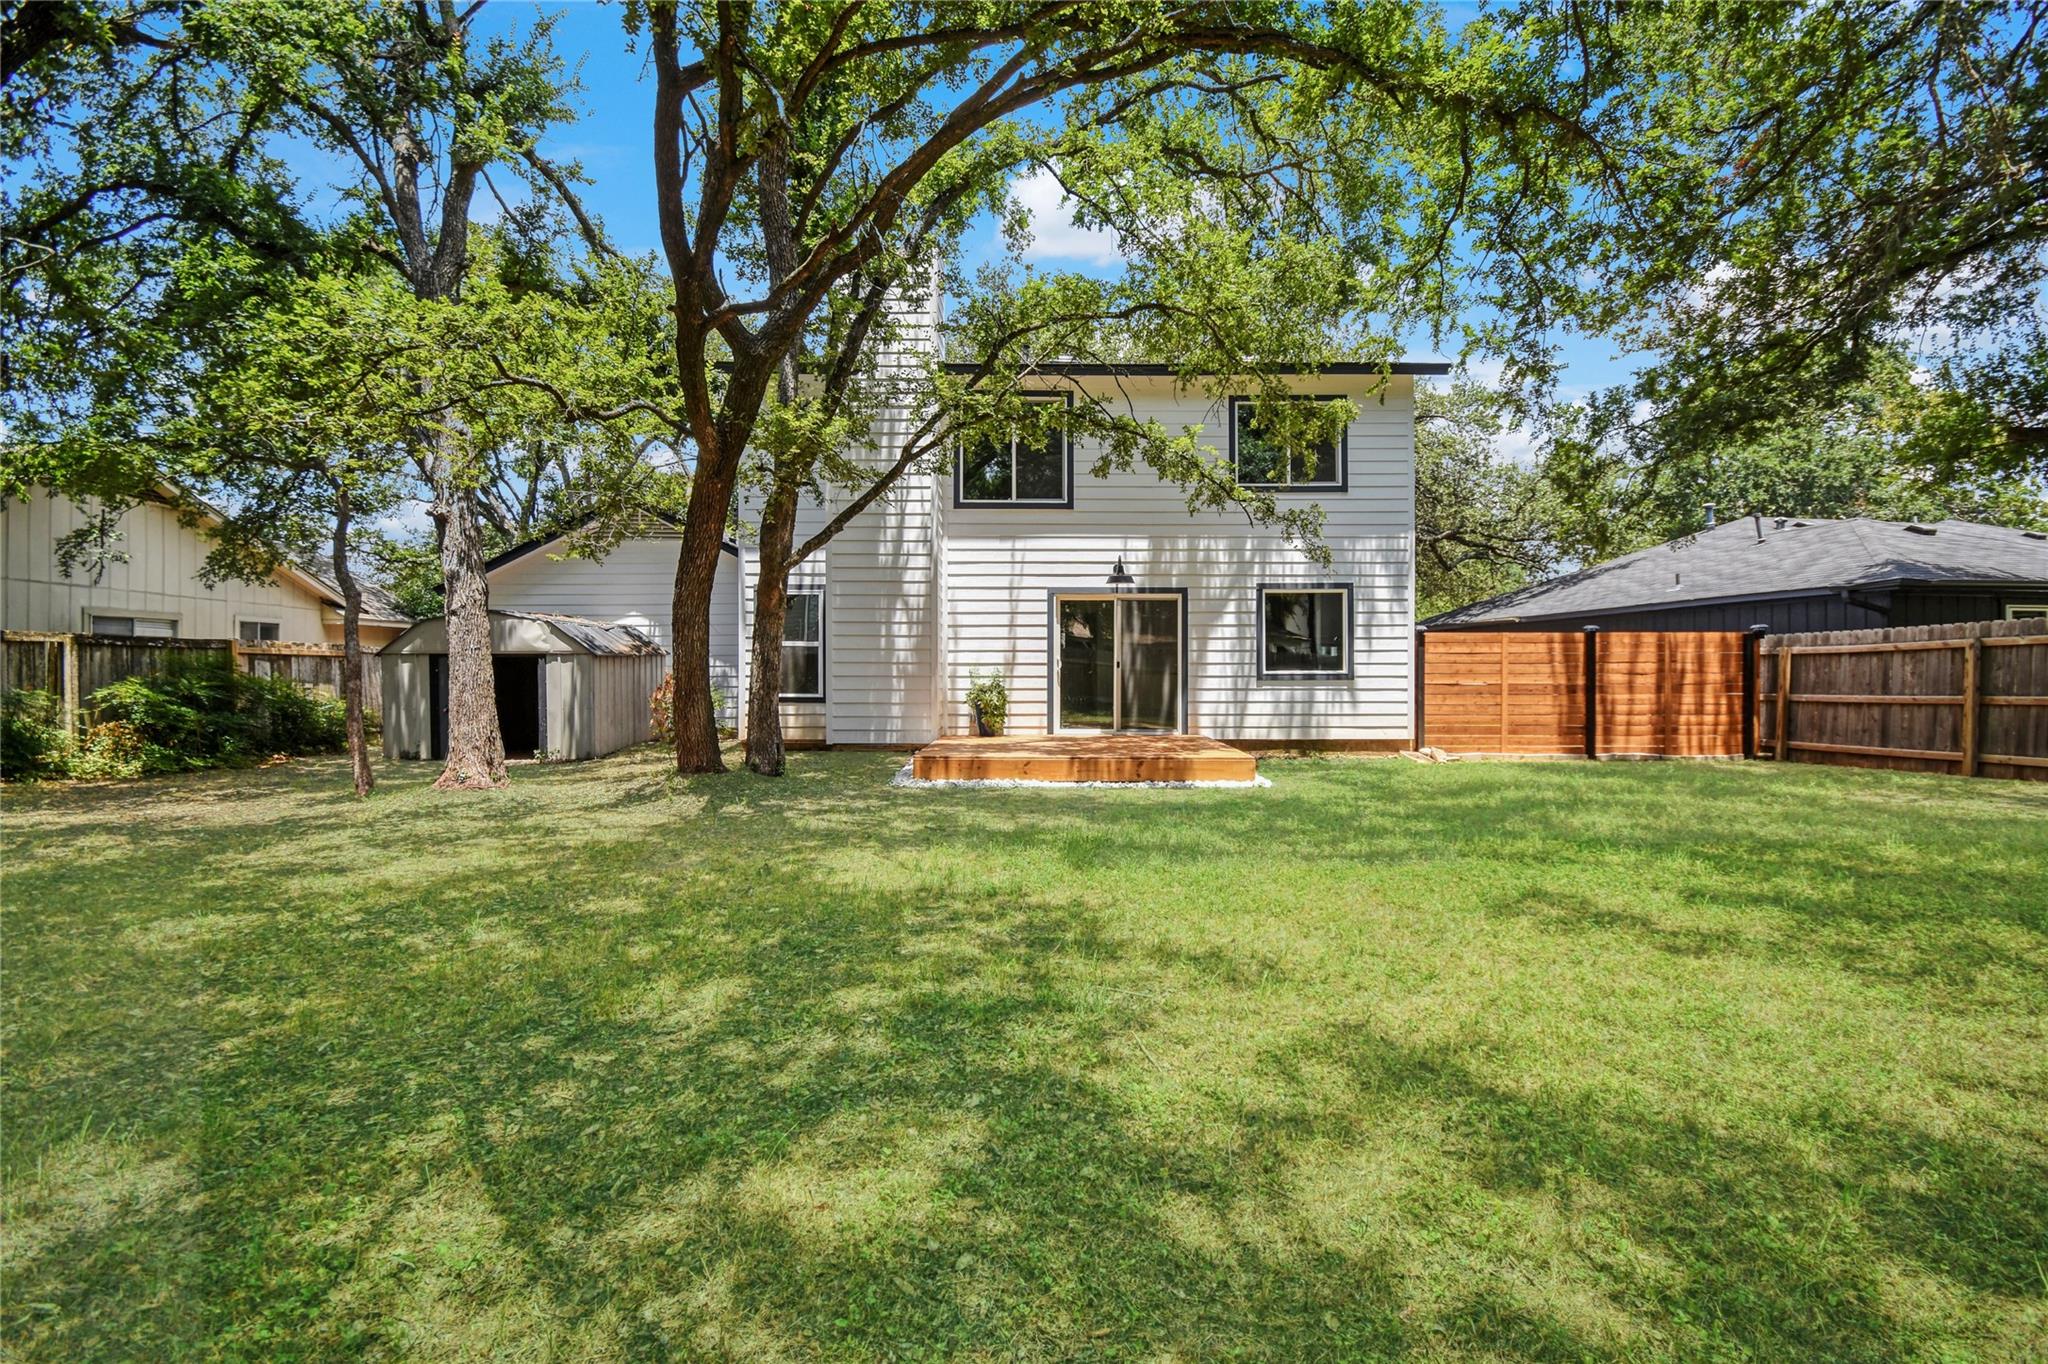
(487, 354, 1441, 751)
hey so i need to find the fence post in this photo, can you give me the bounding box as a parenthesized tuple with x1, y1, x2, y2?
(60, 633, 81, 735)
(1413, 627, 1427, 750)
(1742, 625, 1768, 759)
(1582, 625, 1599, 759)
(1775, 644, 1793, 760)
(1960, 636, 1982, 777)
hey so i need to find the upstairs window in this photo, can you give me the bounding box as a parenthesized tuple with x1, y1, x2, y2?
(956, 394, 1072, 506)
(1258, 584, 1353, 678)
(1231, 396, 1347, 491)
(782, 589, 824, 700)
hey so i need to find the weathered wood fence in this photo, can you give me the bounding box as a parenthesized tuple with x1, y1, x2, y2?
(1416, 629, 1754, 758)
(0, 631, 381, 732)
(1760, 618, 2047, 781)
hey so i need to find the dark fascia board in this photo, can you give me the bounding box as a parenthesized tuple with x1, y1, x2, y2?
(1857, 575, 2048, 592)
(1426, 576, 2048, 628)
(1422, 585, 1863, 629)
(485, 511, 739, 574)
(943, 360, 1452, 377)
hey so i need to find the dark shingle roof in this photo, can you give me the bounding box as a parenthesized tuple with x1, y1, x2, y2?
(291, 562, 411, 623)
(1424, 518, 2048, 627)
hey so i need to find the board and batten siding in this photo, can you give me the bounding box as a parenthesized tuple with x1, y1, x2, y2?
(486, 534, 742, 728)
(939, 375, 1417, 742)
(2, 490, 331, 641)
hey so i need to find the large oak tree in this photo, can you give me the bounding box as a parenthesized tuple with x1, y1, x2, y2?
(637, 0, 1666, 774)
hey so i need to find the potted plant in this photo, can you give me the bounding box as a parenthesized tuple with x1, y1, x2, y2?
(966, 670, 1008, 737)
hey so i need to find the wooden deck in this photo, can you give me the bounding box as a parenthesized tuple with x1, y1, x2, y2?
(910, 733, 1258, 783)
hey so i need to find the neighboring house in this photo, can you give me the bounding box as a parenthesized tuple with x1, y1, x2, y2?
(1424, 517, 2048, 634)
(485, 513, 746, 729)
(1, 487, 412, 648)
(483, 344, 1445, 750)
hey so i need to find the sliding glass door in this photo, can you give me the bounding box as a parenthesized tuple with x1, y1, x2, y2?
(1054, 594, 1183, 732)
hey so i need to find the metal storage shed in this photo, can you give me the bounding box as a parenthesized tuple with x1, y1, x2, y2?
(380, 611, 667, 763)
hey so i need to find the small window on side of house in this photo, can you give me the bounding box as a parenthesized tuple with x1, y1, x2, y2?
(89, 614, 177, 638)
(781, 589, 824, 700)
(2006, 604, 2048, 620)
(238, 620, 282, 643)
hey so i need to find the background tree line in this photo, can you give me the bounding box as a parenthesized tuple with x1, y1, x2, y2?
(6, 0, 2043, 793)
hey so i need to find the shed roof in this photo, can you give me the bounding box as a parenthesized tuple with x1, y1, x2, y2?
(383, 610, 664, 656)
(1425, 518, 2048, 628)
(522, 611, 663, 655)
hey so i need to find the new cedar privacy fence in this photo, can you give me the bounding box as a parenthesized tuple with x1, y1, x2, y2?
(1416, 629, 1753, 758)
(0, 630, 381, 732)
(1760, 618, 2047, 781)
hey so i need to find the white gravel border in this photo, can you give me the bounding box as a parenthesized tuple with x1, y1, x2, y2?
(890, 762, 1271, 791)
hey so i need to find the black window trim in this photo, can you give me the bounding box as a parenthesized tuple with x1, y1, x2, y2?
(1229, 394, 1350, 493)
(779, 585, 827, 701)
(953, 391, 1076, 509)
(1256, 582, 1356, 680)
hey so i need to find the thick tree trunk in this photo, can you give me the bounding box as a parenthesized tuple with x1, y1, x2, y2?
(432, 431, 506, 790)
(669, 473, 731, 773)
(329, 491, 374, 798)
(743, 477, 802, 776)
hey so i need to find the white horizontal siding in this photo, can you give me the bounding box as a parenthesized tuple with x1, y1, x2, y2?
(938, 377, 1416, 742)
(818, 290, 942, 746)
(1, 491, 330, 642)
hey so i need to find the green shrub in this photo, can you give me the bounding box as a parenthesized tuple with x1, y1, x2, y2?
(966, 670, 1009, 735)
(88, 660, 244, 767)
(650, 673, 729, 743)
(0, 690, 73, 780)
(243, 673, 348, 754)
(68, 720, 150, 780)
(83, 657, 348, 775)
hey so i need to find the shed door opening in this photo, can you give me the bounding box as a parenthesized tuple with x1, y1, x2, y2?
(494, 656, 543, 758)
(428, 654, 449, 761)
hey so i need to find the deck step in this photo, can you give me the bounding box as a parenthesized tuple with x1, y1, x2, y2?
(910, 734, 1257, 783)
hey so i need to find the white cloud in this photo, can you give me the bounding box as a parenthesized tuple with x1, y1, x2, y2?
(1493, 424, 1540, 469)
(371, 500, 435, 541)
(1012, 169, 1124, 267)
(1462, 356, 1507, 389)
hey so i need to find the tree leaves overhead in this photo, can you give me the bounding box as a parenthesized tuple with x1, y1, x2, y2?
(1551, 0, 2048, 485)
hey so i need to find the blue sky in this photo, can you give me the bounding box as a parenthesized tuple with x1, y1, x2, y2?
(457, 0, 1641, 453)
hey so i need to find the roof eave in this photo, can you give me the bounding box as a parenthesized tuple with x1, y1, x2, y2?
(1424, 585, 1873, 628)
(940, 360, 1452, 378)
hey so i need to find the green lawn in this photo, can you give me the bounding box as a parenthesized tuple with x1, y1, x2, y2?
(4, 750, 2045, 1363)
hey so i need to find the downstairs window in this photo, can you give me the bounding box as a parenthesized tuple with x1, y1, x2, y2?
(1258, 585, 1353, 678)
(782, 589, 824, 700)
